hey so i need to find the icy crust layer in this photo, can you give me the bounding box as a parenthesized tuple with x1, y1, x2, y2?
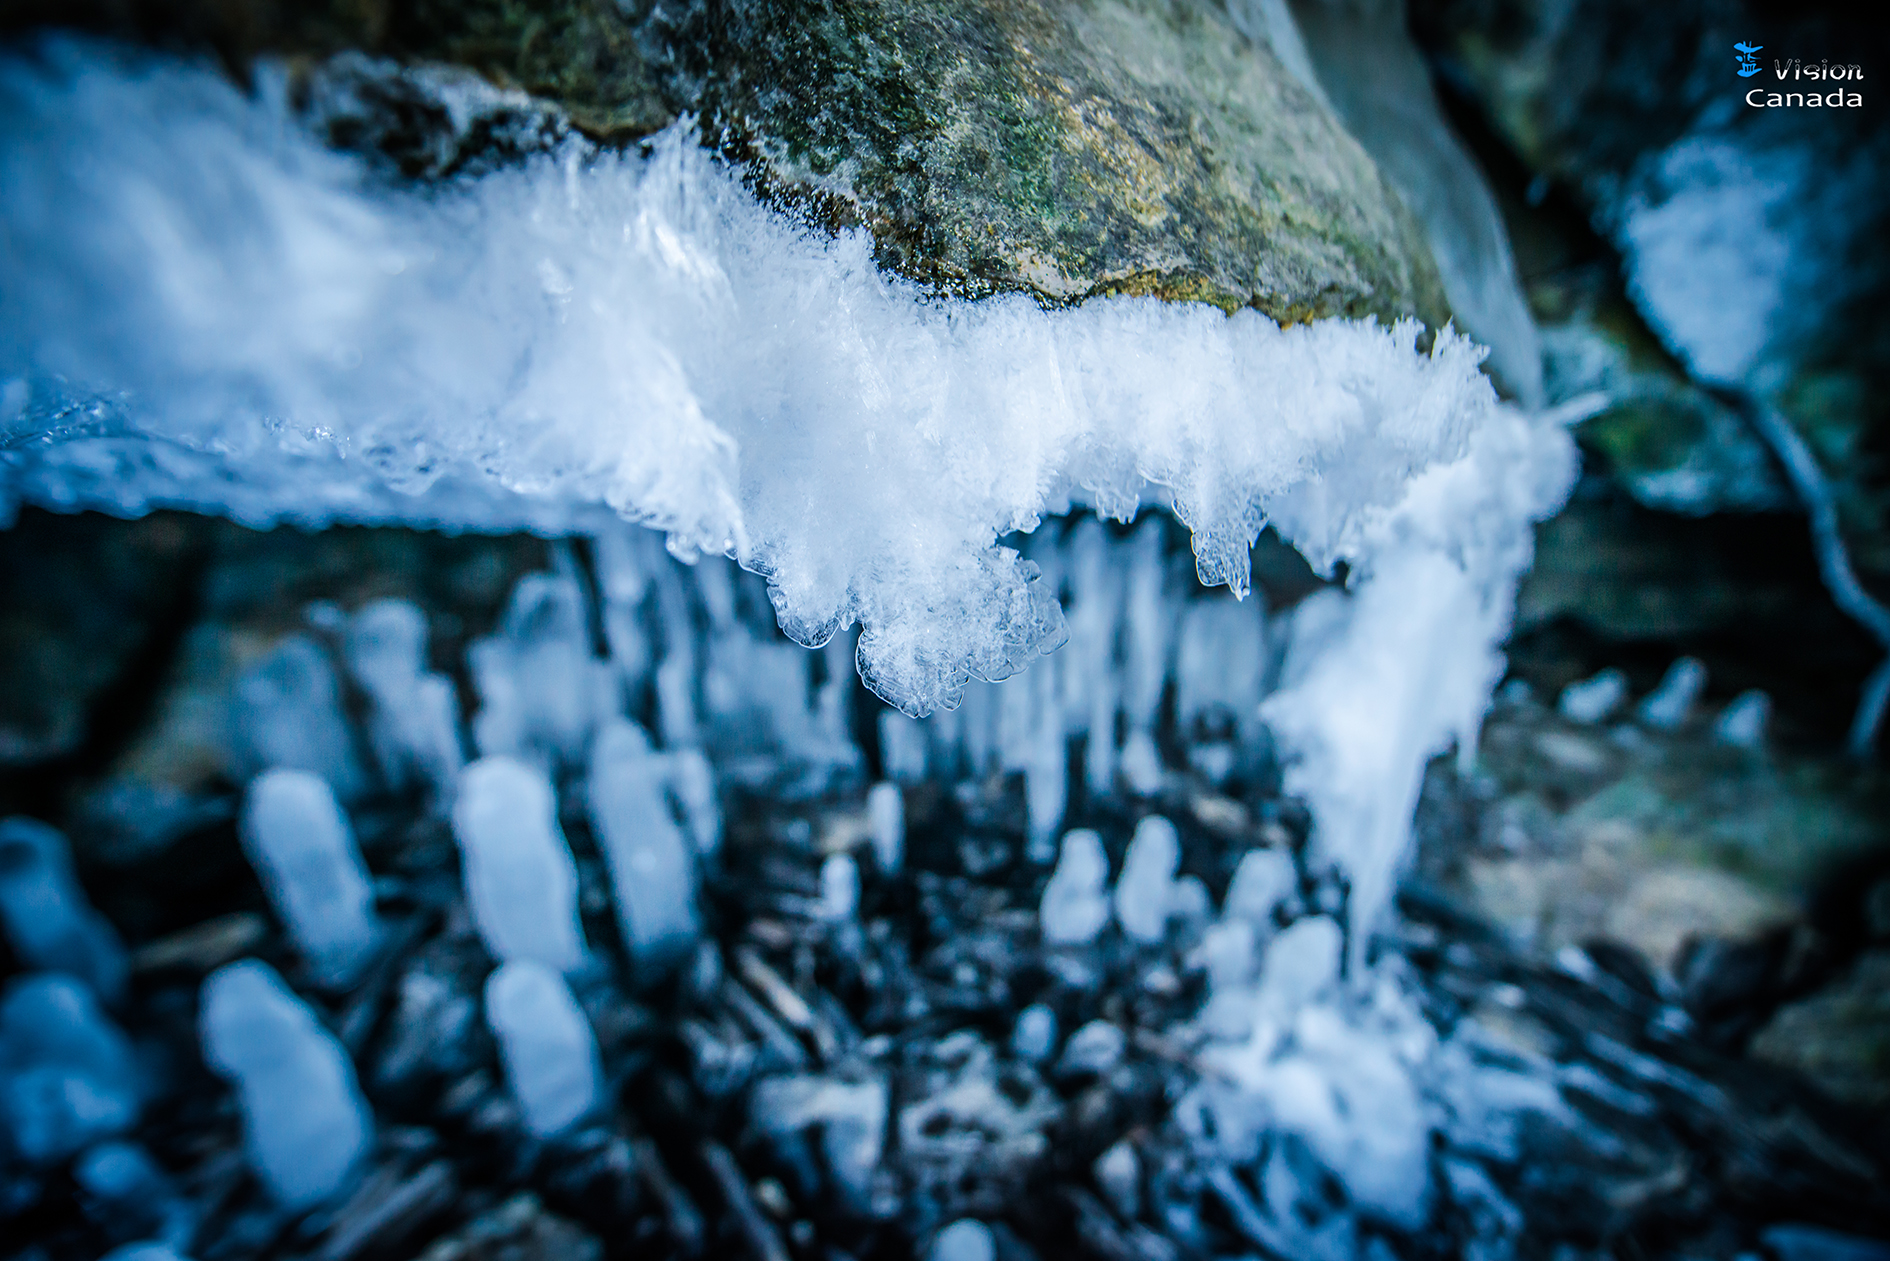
(2, 43, 1541, 716)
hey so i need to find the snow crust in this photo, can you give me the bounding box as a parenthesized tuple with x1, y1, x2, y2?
(0, 40, 1562, 722)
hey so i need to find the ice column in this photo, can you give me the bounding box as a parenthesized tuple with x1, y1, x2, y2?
(484, 960, 602, 1138)
(585, 721, 698, 976)
(867, 782, 904, 875)
(669, 748, 722, 856)
(471, 574, 607, 770)
(0, 974, 139, 1162)
(1040, 829, 1110, 947)
(344, 599, 464, 799)
(199, 960, 370, 1209)
(1114, 815, 1182, 944)
(1060, 519, 1123, 796)
(235, 636, 367, 802)
(450, 757, 587, 972)
(1224, 848, 1297, 928)
(238, 769, 381, 987)
(0, 816, 127, 1001)
(1119, 521, 1174, 796)
(819, 853, 860, 922)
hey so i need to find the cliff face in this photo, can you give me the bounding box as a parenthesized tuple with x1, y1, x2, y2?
(0, 0, 1449, 327)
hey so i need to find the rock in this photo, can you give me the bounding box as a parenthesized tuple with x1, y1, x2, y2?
(411, 1192, 602, 1261)
(7, 1, 1448, 330)
(1748, 950, 1890, 1108)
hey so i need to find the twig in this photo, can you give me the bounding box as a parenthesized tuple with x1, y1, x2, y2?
(1725, 392, 1890, 756)
(701, 1141, 792, 1261)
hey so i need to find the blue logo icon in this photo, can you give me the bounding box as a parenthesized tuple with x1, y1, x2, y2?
(1735, 42, 1763, 76)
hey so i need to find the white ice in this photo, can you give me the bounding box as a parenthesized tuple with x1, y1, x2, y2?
(199, 959, 370, 1208)
(818, 853, 860, 923)
(1224, 847, 1296, 928)
(234, 636, 368, 802)
(1637, 656, 1706, 730)
(344, 599, 464, 799)
(1714, 689, 1772, 747)
(1040, 829, 1111, 947)
(585, 720, 700, 975)
(1009, 1004, 1058, 1064)
(450, 757, 587, 972)
(483, 959, 602, 1138)
(470, 573, 611, 772)
(0, 816, 127, 1001)
(238, 768, 381, 987)
(867, 782, 904, 875)
(0, 43, 1564, 723)
(1113, 815, 1182, 944)
(0, 974, 139, 1163)
(749, 1072, 889, 1208)
(929, 1219, 996, 1261)
(1558, 669, 1628, 724)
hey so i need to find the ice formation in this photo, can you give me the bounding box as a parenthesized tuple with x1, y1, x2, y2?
(238, 768, 381, 987)
(0, 42, 1568, 726)
(1637, 656, 1707, 730)
(1558, 669, 1628, 724)
(1715, 690, 1772, 747)
(1114, 815, 1184, 944)
(819, 853, 860, 923)
(929, 1219, 996, 1261)
(1010, 1004, 1058, 1064)
(471, 573, 612, 771)
(232, 635, 368, 802)
(483, 960, 602, 1138)
(1039, 830, 1112, 947)
(73, 1139, 193, 1248)
(199, 960, 370, 1208)
(0, 974, 140, 1163)
(0, 816, 127, 1001)
(867, 782, 905, 875)
(586, 721, 700, 975)
(450, 757, 587, 972)
(1224, 848, 1297, 928)
(343, 599, 465, 799)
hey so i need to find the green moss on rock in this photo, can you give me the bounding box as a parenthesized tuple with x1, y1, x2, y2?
(3, 0, 1448, 326)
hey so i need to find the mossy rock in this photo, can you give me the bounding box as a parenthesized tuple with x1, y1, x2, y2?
(1, 0, 1448, 326)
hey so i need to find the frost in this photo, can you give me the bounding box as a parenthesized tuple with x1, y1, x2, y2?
(0, 41, 1563, 722)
